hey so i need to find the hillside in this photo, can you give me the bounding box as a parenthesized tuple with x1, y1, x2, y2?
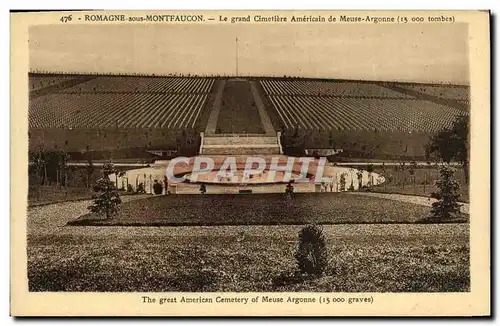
(28, 73, 469, 159)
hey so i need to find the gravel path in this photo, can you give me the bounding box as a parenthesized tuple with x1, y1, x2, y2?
(27, 192, 469, 237)
(349, 192, 469, 214)
(27, 195, 150, 235)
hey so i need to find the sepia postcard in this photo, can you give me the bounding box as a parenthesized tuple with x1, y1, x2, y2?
(10, 10, 490, 316)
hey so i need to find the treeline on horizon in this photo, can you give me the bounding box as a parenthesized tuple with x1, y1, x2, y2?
(28, 70, 470, 88)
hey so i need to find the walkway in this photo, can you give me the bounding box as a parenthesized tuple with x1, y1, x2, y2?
(350, 192, 469, 214)
(250, 81, 276, 135)
(27, 195, 151, 235)
(204, 80, 226, 134)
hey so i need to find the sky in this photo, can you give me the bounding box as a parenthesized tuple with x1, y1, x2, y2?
(29, 23, 469, 84)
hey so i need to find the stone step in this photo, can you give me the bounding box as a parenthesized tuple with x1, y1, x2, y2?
(202, 146, 282, 155)
(203, 136, 279, 145)
(202, 144, 280, 149)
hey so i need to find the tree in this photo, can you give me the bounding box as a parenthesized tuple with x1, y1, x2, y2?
(153, 180, 163, 195)
(328, 132, 334, 148)
(117, 171, 126, 190)
(348, 168, 355, 191)
(425, 115, 469, 184)
(381, 162, 387, 192)
(398, 161, 406, 189)
(424, 161, 432, 194)
(356, 170, 363, 189)
(285, 181, 295, 199)
(136, 183, 146, 194)
(57, 151, 70, 190)
(85, 146, 95, 189)
(41, 150, 59, 185)
(199, 183, 207, 195)
(88, 163, 122, 219)
(32, 146, 46, 200)
(409, 161, 417, 188)
(163, 175, 169, 195)
(430, 165, 462, 220)
(176, 129, 197, 156)
(339, 173, 346, 192)
(366, 164, 374, 187)
(294, 224, 328, 276)
(282, 126, 306, 156)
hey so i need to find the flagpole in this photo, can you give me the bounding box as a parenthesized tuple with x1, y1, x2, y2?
(235, 37, 239, 77)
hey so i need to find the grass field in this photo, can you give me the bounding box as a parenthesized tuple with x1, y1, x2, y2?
(27, 194, 470, 292)
(28, 183, 136, 206)
(28, 185, 95, 206)
(28, 223, 469, 292)
(371, 166, 469, 202)
(68, 192, 446, 226)
(216, 80, 264, 134)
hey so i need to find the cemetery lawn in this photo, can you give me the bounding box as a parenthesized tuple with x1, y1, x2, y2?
(28, 223, 469, 292)
(68, 192, 460, 226)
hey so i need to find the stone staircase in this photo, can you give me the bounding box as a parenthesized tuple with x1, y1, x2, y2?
(200, 133, 283, 155)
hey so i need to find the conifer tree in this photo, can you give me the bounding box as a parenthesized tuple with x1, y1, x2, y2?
(88, 163, 121, 219)
(430, 165, 461, 220)
(294, 225, 328, 276)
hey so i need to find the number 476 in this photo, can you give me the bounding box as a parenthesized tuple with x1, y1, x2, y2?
(60, 15, 72, 23)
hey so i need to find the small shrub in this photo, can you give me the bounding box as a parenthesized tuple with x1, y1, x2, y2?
(199, 183, 207, 194)
(153, 181, 163, 195)
(284, 182, 295, 200)
(127, 184, 134, 193)
(294, 224, 328, 276)
(136, 183, 145, 194)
